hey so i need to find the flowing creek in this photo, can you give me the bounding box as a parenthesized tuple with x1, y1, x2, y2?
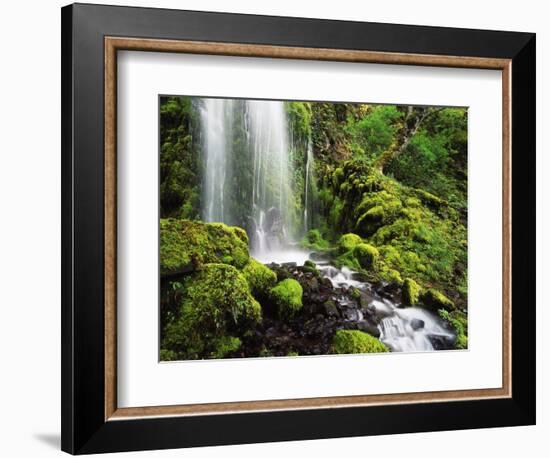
(315, 257, 456, 352)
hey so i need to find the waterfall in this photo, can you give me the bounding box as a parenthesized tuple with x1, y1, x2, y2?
(303, 137, 313, 232)
(200, 98, 296, 261)
(246, 100, 292, 257)
(200, 98, 234, 223)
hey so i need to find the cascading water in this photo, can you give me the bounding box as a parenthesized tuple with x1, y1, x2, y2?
(318, 261, 455, 352)
(200, 98, 234, 224)
(245, 100, 293, 258)
(200, 98, 299, 263)
(303, 138, 313, 232)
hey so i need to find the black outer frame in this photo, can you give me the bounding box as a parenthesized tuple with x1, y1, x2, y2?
(61, 3, 536, 454)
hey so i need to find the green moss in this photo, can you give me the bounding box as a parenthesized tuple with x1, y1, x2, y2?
(439, 309, 468, 349)
(160, 219, 250, 275)
(332, 330, 389, 354)
(335, 250, 361, 271)
(303, 259, 320, 275)
(353, 243, 379, 270)
(338, 233, 363, 253)
(242, 258, 277, 299)
(302, 229, 330, 250)
(332, 167, 344, 187)
(286, 351, 299, 357)
(161, 264, 261, 360)
(380, 267, 403, 285)
(270, 278, 303, 319)
(210, 336, 242, 358)
(415, 188, 446, 209)
(159, 349, 178, 361)
(402, 278, 422, 306)
(379, 245, 403, 269)
(355, 190, 402, 236)
(421, 288, 455, 312)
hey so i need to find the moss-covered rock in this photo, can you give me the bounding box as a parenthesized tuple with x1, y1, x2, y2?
(338, 233, 363, 253)
(270, 278, 303, 319)
(421, 288, 455, 312)
(302, 229, 330, 250)
(160, 218, 249, 275)
(161, 263, 261, 360)
(380, 267, 403, 285)
(353, 243, 379, 270)
(303, 259, 320, 275)
(242, 258, 277, 299)
(355, 190, 403, 236)
(402, 278, 422, 306)
(332, 330, 389, 354)
(439, 309, 468, 349)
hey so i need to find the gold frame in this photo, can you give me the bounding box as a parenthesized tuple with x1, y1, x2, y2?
(104, 37, 512, 421)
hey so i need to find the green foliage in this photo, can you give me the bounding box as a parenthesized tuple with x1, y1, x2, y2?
(161, 264, 261, 360)
(303, 259, 320, 275)
(353, 243, 379, 270)
(386, 108, 468, 213)
(210, 336, 242, 359)
(346, 105, 404, 158)
(270, 279, 304, 319)
(286, 102, 312, 140)
(242, 258, 277, 299)
(421, 288, 455, 312)
(355, 190, 403, 236)
(160, 219, 250, 275)
(159, 96, 200, 218)
(332, 330, 389, 354)
(402, 278, 422, 306)
(302, 229, 330, 250)
(337, 233, 363, 253)
(379, 267, 403, 285)
(439, 309, 468, 349)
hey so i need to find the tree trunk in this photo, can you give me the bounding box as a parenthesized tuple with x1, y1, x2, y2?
(375, 107, 441, 174)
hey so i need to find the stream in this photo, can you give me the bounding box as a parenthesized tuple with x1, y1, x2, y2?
(317, 260, 455, 352)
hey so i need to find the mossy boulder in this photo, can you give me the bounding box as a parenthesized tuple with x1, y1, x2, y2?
(355, 190, 403, 236)
(353, 243, 379, 270)
(439, 309, 468, 349)
(242, 258, 277, 299)
(380, 267, 403, 285)
(402, 278, 422, 306)
(332, 330, 389, 354)
(160, 218, 249, 276)
(303, 259, 319, 275)
(338, 233, 363, 253)
(303, 229, 330, 250)
(161, 263, 261, 360)
(270, 278, 303, 319)
(421, 288, 455, 312)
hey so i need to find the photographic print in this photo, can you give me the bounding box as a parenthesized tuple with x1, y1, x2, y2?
(159, 96, 468, 361)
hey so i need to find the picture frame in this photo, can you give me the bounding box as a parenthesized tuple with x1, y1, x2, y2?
(61, 3, 536, 454)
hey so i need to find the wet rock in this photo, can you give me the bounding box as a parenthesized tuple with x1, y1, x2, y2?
(309, 251, 331, 262)
(358, 292, 372, 309)
(342, 308, 361, 321)
(356, 321, 381, 338)
(323, 299, 340, 317)
(304, 276, 319, 292)
(410, 318, 425, 330)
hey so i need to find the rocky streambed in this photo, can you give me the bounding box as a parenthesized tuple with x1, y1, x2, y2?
(235, 252, 457, 358)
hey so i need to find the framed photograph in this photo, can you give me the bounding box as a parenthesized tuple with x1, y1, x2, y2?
(61, 3, 536, 454)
